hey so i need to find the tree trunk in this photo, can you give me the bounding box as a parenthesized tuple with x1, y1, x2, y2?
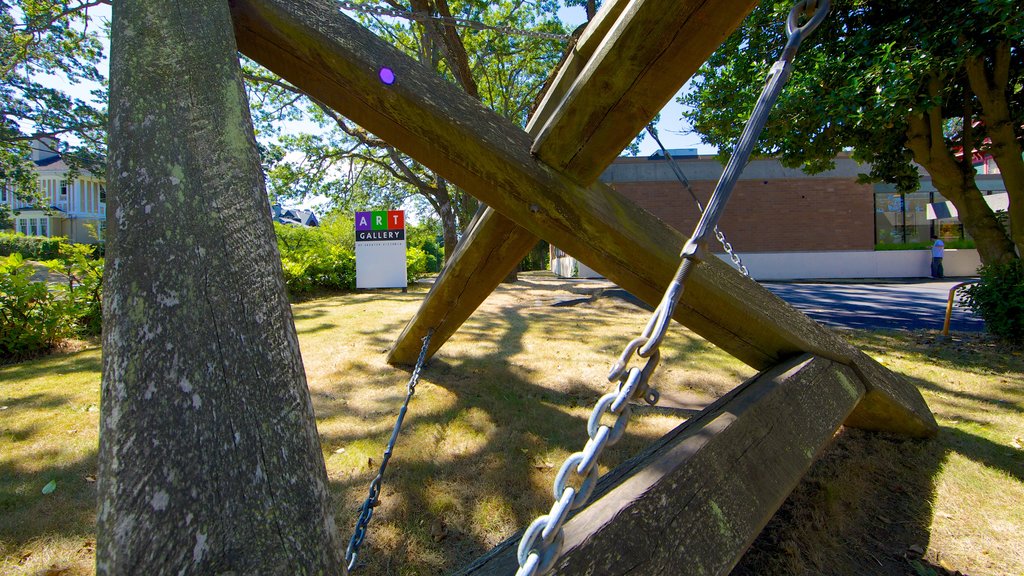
(99, 1, 344, 574)
(965, 43, 1024, 258)
(904, 90, 1016, 265)
(435, 176, 460, 264)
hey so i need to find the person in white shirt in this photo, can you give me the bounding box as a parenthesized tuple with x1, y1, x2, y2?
(931, 235, 944, 278)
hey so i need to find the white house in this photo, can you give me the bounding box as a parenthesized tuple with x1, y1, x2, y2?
(1, 138, 106, 243)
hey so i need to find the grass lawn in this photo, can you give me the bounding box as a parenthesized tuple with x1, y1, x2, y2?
(1, 272, 1021, 575)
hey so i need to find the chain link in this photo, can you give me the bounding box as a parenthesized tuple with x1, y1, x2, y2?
(515, 2, 829, 573)
(338, 1, 571, 41)
(345, 329, 434, 572)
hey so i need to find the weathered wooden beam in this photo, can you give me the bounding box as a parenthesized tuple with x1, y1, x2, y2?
(531, 0, 759, 185)
(389, 208, 539, 363)
(229, 0, 937, 438)
(459, 355, 866, 575)
(524, 0, 631, 143)
(388, 0, 754, 365)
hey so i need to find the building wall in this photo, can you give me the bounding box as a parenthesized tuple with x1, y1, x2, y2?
(604, 157, 875, 253)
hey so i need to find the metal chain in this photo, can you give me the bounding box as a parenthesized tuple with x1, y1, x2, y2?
(644, 125, 750, 277)
(515, 2, 829, 574)
(338, 1, 571, 41)
(345, 329, 434, 572)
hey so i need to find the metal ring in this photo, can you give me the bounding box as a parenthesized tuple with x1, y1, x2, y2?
(554, 453, 600, 509)
(576, 426, 610, 476)
(587, 393, 619, 439)
(541, 488, 576, 544)
(518, 515, 551, 566)
(608, 337, 647, 382)
(787, 0, 829, 39)
(610, 367, 643, 413)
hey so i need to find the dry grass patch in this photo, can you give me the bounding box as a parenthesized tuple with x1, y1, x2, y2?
(1, 272, 1021, 575)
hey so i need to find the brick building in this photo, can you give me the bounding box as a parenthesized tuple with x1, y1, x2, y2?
(551, 153, 990, 280)
(603, 153, 875, 254)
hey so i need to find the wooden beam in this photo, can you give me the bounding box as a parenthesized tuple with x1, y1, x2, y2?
(388, 0, 754, 365)
(229, 0, 938, 438)
(389, 208, 539, 363)
(531, 0, 758, 184)
(523, 0, 631, 143)
(459, 355, 866, 575)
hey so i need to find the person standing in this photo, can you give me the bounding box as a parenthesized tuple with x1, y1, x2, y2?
(931, 234, 945, 278)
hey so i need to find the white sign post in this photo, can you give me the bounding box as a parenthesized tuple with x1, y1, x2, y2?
(355, 210, 407, 289)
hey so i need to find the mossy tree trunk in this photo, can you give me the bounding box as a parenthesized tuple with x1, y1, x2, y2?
(98, 1, 344, 574)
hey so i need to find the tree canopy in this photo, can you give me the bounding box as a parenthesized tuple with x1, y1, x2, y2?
(0, 0, 108, 218)
(682, 0, 1023, 264)
(246, 0, 570, 262)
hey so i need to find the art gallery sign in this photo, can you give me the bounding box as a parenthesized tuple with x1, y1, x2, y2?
(355, 210, 407, 289)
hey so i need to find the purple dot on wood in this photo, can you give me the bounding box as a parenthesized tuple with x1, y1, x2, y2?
(379, 67, 395, 85)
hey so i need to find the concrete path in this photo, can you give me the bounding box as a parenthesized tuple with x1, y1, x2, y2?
(762, 279, 984, 332)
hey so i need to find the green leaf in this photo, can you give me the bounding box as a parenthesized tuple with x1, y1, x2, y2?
(41, 479, 57, 495)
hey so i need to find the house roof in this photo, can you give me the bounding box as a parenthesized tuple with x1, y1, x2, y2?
(271, 204, 319, 227)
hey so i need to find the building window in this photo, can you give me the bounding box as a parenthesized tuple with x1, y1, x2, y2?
(99, 185, 107, 204)
(1, 187, 7, 203)
(29, 218, 37, 237)
(60, 182, 68, 197)
(19, 219, 28, 235)
(39, 218, 48, 238)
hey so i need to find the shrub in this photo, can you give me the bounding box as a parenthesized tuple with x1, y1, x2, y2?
(961, 260, 1024, 343)
(407, 246, 428, 281)
(46, 241, 104, 336)
(0, 253, 76, 359)
(0, 231, 63, 259)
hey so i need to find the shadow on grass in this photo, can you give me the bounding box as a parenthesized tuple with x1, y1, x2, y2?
(733, 398, 1021, 575)
(319, 303, 680, 575)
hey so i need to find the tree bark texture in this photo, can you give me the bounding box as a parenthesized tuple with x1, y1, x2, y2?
(904, 79, 1016, 265)
(965, 43, 1024, 258)
(98, 1, 344, 574)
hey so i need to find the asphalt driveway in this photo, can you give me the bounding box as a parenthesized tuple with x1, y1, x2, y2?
(762, 279, 984, 332)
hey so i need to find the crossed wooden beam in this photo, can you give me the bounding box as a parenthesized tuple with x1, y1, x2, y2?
(229, 0, 937, 571)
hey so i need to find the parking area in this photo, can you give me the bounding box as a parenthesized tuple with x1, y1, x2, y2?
(762, 279, 984, 332)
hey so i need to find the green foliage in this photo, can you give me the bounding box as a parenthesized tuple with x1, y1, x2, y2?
(406, 245, 428, 280)
(45, 241, 104, 336)
(407, 219, 443, 273)
(681, 0, 1023, 260)
(520, 239, 549, 271)
(244, 1, 569, 257)
(0, 231, 63, 259)
(0, 253, 75, 359)
(275, 215, 433, 295)
(875, 239, 975, 251)
(961, 260, 1024, 343)
(275, 221, 357, 295)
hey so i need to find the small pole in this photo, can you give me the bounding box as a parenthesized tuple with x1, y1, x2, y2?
(943, 280, 979, 337)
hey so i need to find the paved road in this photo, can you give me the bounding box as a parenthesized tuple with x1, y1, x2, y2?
(762, 280, 984, 332)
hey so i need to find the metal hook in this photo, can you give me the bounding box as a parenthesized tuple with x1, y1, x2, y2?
(786, 0, 830, 42)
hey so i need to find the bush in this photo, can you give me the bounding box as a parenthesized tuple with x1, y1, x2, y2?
(0, 253, 76, 359)
(276, 216, 434, 295)
(0, 231, 63, 259)
(961, 260, 1024, 343)
(46, 242, 104, 336)
(276, 222, 357, 295)
(407, 246, 428, 281)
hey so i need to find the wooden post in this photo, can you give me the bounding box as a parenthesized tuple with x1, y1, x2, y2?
(459, 355, 866, 575)
(229, 0, 937, 439)
(387, 0, 756, 365)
